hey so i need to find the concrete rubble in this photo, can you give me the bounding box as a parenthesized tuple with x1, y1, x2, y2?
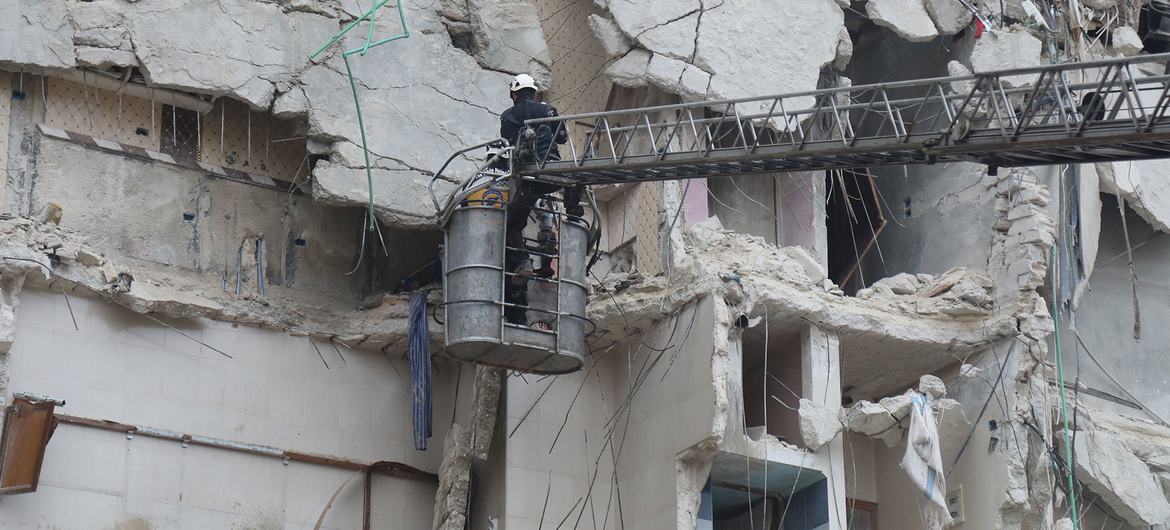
(587, 14, 632, 59)
(843, 376, 966, 449)
(969, 28, 1045, 86)
(925, 0, 973, 35)
(591, 0, 846, 112)
(0, 215, 425, 348)
(799, 398, 843, 451)
(589, 217, 1014, 347)
(1071, 430, 1170, 527)
(1111, 25, 1145, 56)
(1096, 160, 1170, 234)
(432, 425, 473, 530)
(866, 0, 940, 43)
(843, 400, 898, 437)
(918, 374, 947, 399)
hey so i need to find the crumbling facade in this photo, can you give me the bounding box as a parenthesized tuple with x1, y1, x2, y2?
(0, 0, 1169, 529)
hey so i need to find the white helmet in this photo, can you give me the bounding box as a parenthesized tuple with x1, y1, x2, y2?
(510, 73, 538, 93)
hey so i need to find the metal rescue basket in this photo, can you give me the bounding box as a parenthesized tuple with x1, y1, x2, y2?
(429, 141, 594, 374)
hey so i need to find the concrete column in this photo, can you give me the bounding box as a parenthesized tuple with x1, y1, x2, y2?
(802, 323, 846, 530)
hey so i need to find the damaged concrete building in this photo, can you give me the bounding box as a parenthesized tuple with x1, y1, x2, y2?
(2, 0, 1170, 529)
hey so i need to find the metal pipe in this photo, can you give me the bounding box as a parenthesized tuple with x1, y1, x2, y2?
(53, 69, 213, 114)
(54, 413, 438, 482)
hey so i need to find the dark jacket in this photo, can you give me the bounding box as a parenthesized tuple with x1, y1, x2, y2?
(500, 97, 568, 162)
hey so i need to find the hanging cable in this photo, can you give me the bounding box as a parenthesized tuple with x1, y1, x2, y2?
(310, 0, 410, 234)
(1052, 244, 1081, 530)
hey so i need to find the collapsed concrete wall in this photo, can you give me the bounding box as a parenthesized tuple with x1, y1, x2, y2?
(0, 0, 545, 228)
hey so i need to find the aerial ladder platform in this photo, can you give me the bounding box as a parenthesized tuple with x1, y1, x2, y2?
(434, 52, 1170, 374)
(520, 52, 1170, 185)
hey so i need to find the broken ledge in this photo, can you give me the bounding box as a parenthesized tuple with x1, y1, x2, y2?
(0, 216, 429, 353)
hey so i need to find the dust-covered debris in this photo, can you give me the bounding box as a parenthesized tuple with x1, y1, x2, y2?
(0, 216, 424, 350)
(799, 398, 843, 451)
(1071, 430, 1170, 527)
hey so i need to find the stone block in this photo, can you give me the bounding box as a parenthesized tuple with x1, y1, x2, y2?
(587, 14, 631, 59)
(919, 375, 946, 399)
(799, 398, 843, 451)
(872, 272, 920, 295)
(1112, 26, 1144, 57)
(880, 392, 913, 419)
(844, 400, 897, 436)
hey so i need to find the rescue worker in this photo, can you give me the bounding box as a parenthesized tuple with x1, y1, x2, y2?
(500, 73, 582, 325)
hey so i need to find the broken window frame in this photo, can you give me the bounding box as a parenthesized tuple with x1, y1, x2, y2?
(0, 394, 63, 495)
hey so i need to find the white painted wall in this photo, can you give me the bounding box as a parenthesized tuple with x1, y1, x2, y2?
(0, 288, 460, 529)
(500, 296, 716, 529)
(843, 433, 876, 504)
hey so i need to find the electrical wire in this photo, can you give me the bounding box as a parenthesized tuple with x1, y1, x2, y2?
(1053, 243, 1082, 530)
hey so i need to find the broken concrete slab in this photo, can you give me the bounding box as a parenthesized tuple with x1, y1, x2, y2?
(693, 0, 844, 113)
(75, 47, 137, 69)
(872, 273, 920, 295)
(1096, 160, 1170, 234)
(468, 0, 553, 83)
(605, 49, 652, 88)
(606, 0, 700, 60)
(844, 400, 898, 436)
(925, 0, 973, 35)
(587, 14, 632, 59)
(782, 247, 828, 286)
(970, 27, 1044, 86)
(0, 0, 76, 71)
(866, 0, 940, 43)
(1112, 26, 1145, 56)
(312, 161, 455, 229)
(1072, 430, 1170, 527)
(879, 392, 913, 420)
(646, 54, 688, 96)
(126, 1, 337, 108)
(799, 398, 843, 451)
(834, 27, 853, 70)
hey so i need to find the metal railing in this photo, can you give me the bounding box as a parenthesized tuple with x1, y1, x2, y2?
(518, 52, 1170, 185)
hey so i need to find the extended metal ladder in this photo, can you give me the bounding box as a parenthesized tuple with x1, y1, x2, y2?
(518, 53, 1170, 186)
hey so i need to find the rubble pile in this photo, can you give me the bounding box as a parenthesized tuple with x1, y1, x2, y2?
(856, 268, 996, 316)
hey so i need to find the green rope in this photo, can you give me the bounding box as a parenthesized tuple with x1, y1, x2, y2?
(1052, 244, 1080, 529)
(310, 1, 411, 231)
